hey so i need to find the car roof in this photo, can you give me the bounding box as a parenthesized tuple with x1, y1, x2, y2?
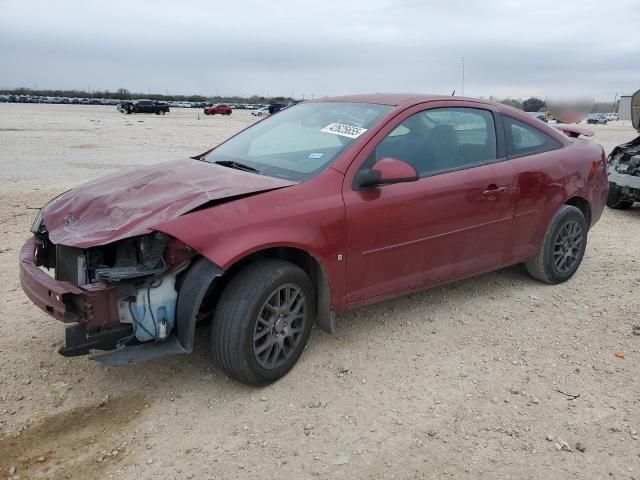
(313, 93, 495, 107)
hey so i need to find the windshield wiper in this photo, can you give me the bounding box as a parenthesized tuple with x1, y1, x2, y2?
(214, 160, 260, 174)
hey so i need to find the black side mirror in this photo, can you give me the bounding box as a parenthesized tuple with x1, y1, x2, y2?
(354, 168, 382, 189)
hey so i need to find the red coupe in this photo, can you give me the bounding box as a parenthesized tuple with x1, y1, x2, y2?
(204, 104, 232, 115)
(20, 94, 608, 385)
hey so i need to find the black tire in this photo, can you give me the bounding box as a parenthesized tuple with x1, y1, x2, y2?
(226, 110, 231, 115)
(525, 205, 588, 284)
(211, 259, 315, 386)
(606, 184, 634, 210)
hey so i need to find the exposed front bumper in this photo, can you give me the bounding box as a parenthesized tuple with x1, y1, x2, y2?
(19, 237, 120, 327)
(19, 237, 191, 362)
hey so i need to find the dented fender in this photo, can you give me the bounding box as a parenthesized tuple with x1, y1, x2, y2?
(155, 170, 349, 313)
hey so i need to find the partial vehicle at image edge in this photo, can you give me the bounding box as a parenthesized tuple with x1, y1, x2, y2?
(606, 89, 640, 209)
(20, 93, 609, 386)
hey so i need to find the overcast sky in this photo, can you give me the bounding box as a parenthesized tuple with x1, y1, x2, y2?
(1, 0, 638, 100)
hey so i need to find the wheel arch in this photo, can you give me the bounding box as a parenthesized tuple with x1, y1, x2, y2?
(182, 246, 335, 336)
(225, 247, 335, 333)
(564, 195, 592, 227)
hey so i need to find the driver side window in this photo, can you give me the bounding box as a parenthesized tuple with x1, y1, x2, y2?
(367, 107, 498, 177)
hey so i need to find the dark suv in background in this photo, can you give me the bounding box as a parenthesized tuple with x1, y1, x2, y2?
(117, 100, 170, 115)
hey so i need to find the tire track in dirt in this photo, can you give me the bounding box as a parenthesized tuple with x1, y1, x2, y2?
(0, 394, 146, 480)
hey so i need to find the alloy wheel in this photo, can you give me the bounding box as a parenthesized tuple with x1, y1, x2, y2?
(253, 284, 307, 369)
(552, 220, 583, 273)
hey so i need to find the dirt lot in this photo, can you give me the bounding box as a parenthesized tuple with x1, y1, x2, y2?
(0, 104, 639, 480)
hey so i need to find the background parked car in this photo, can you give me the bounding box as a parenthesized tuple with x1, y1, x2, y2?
(268, 103, 286, 114)
(117, 100, 170, 115)
(251, 106, 270, 116)
(204, 104, 232, 115)
(606, 112, 619, 121)
(587, 113, 608, 125)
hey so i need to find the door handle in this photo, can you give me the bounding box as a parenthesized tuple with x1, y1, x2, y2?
(482, 185, 506, 196)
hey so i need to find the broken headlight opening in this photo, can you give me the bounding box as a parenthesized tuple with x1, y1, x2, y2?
(93, 233, 168, 282)
(30, 190, 70, 234)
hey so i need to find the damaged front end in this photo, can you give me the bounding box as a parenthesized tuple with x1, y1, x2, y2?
(19, 228, 213, 365)
(607, 89, 640, 206)
(607, 136, 640, 204)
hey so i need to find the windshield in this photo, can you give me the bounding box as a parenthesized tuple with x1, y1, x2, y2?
(204, 102, 392, 180)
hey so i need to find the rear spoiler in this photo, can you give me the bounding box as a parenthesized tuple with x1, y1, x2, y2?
(554, 125, 594, 138)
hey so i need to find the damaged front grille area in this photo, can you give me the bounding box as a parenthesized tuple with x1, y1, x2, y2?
(30, 230, 195, 354)
(93, 233, 168, 282)
(608, 136, 640, 200)
(35, 232, 173, 286)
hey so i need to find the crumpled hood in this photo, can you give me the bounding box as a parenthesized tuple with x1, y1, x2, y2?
(43, 158, 297, 248)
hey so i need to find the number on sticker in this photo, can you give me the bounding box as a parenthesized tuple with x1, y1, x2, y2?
(321, 123, 367, 139)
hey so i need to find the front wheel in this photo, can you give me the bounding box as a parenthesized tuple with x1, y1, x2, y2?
(525, 205, 588, 284)
(211, 259, 315, 386)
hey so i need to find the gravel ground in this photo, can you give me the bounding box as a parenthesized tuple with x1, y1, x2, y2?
(0, 104, 639, 480)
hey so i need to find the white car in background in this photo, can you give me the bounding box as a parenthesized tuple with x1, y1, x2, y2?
(606, 112, 619, 121)
(251, 106, 269, 116)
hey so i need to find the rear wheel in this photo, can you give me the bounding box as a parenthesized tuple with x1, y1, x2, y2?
(606, 185, 634, 209)
(211, 259, 314, 386)
(525, 205, 588, 284)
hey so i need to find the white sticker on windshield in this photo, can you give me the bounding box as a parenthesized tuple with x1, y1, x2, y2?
(321, 123, 367, 139)
(308, 152, 324, 159)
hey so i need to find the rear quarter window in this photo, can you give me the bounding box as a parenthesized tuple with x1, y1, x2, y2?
(504, 116, 562, 157)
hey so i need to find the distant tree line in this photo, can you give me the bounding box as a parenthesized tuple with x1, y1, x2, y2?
(1, 87, 617, 112)
(490, 96, 616, 113)
(0, 87, 293, 104)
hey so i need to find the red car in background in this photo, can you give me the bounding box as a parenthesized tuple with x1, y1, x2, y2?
(20, 94, 608, 386)
(204, 104, 232, 115)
